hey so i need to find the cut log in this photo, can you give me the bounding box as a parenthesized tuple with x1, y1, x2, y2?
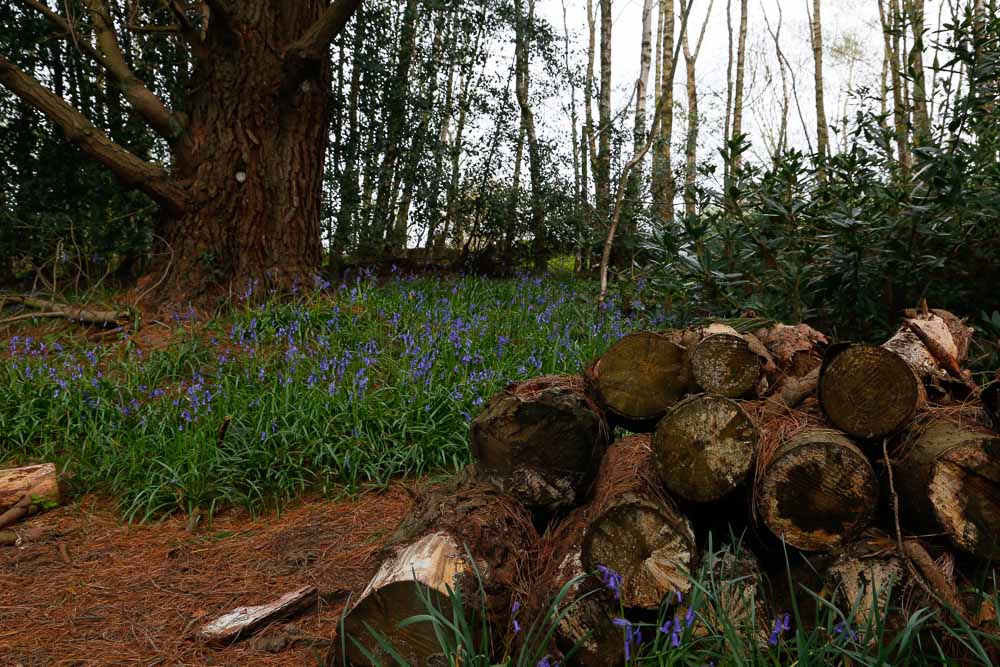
(752, 323, 828, 378)
(757, 428, 878, 551)
(819, 309, 971, 440)
(651, 395, 757, 502)
(579, 435, 696, 609)
(825, 532, 905, 630)
(470, 376, 608, 510)
(685, 545, 767, 645)
(0, 463, 60, 529)
(818, 343, 923, 440)
(197, 585, 318, 644)
(339, 480, 536, 666)
(690, 324, 774, 398)
(894, 415, 1000, 559)
(584, 331, 694, 431)
(526, 517, 625, 667)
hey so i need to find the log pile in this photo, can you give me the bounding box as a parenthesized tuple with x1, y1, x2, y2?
(342, 309, 1000, 665)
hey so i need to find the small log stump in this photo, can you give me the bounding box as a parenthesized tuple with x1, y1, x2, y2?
(651, 395, 757, 502)
(338, 480, 536, 666)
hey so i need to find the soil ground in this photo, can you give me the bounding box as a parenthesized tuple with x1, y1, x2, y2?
(0, 486, 417, 666)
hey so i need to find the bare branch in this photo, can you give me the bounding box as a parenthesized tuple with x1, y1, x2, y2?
(283, 0, 362, 91)
(0, 56, 186, 214)
(85, 0, 186, 140)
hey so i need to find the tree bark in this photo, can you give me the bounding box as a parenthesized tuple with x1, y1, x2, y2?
(905, 0, 932, 146)
(653, 0, 676, 225)
(585, 330, 695, 431)
(0, 463, 59, 517)
(594, 0, 613, 232)
(470, 376, 609, 511)
(757, 428, 878, 551)
(879, 0, 912, 177)
(681, 0, 714, 218)
(809, 0, 829, 174)
(895, 415, 1000, 559)
(730, 0, 748, 177)
(819, 309, 972, 439)
(579, 435, 696, 609)
(339, 480, 536, 665)
(621, 0, 655, 267)
(652, 395, 757, 502)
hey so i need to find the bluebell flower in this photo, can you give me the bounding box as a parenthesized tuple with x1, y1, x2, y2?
(597, 564, 622, 600)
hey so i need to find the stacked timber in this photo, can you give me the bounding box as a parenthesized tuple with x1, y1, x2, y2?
(342, 308, 1000, 665)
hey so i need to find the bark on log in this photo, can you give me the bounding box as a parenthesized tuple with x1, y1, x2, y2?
(651, 395, 757, 502)
(0, 464, 60, 529)
(752, 322, 828, 378)
(819, 309, 971, 440)
(339, 480, 536, 666)
(527, 515, 625, 667)
(690, 324, 774, 398)
(579, 435, 696, 609)
(894, 415, 1000, 559)
(585, 330, 694, 431)
(470, 376, 608, 510)
(757, 428, 878, 551)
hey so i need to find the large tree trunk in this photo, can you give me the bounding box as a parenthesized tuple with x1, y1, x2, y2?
(906, 0, 932, 146)
(338, 480, 536, 665)
(757, 427, 878, 551)
(819, 309, 973, 439)
(143, 1, 339, 300)
(594, 0, 613, 230)
(894, 415, 1000, 559)
(652, 395, 757, 503)
(470, 376, 609, 511)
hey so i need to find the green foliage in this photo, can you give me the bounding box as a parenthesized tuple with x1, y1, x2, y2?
(0, 273, 675, 520)
(641, 6, 1000, 343)
(339, 539, 1000, 666)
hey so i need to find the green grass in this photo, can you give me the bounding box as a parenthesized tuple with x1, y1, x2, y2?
(0, 272, 675, 520)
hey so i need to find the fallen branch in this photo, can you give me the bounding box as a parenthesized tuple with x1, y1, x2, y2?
(197, 585, 318, 644)
(0, 495, 34, 531)
(0, 295, 128, 328)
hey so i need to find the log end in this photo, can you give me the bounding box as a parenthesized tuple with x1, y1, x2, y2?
(588, 331, 690, 428)
(581, 497, 695, 609)
(652, 396, 757, 503)
(928, 438, 1000, 559)
(759, 431, 878, 551)
(691, 333, 761, 397)
(819, 344, 920, 439)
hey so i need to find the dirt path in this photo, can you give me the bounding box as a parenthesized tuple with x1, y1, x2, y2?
(0, 487, 415, 666)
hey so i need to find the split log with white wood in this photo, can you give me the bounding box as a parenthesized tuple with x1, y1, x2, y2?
(894, 414, 1000, 559)
(470, 375, 609, 510)
(651, 395, 757, 502)
(197, 585, 318, 644)
(0, 463, 60, 529)
(818, 309, 973, 439)
(338, 479, 536, 666)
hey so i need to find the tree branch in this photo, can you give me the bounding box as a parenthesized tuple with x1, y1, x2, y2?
(85, 0, 186, 141)
(0, 56, 186, 215)
(283, 0, 362, 92)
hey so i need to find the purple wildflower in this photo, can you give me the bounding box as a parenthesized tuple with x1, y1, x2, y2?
(596, 564, 623, 600)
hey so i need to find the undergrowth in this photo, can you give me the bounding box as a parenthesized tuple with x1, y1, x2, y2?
(0, 272, 675, 520)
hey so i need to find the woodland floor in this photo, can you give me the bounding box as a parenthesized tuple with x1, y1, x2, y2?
(0, 486, 417, 666)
